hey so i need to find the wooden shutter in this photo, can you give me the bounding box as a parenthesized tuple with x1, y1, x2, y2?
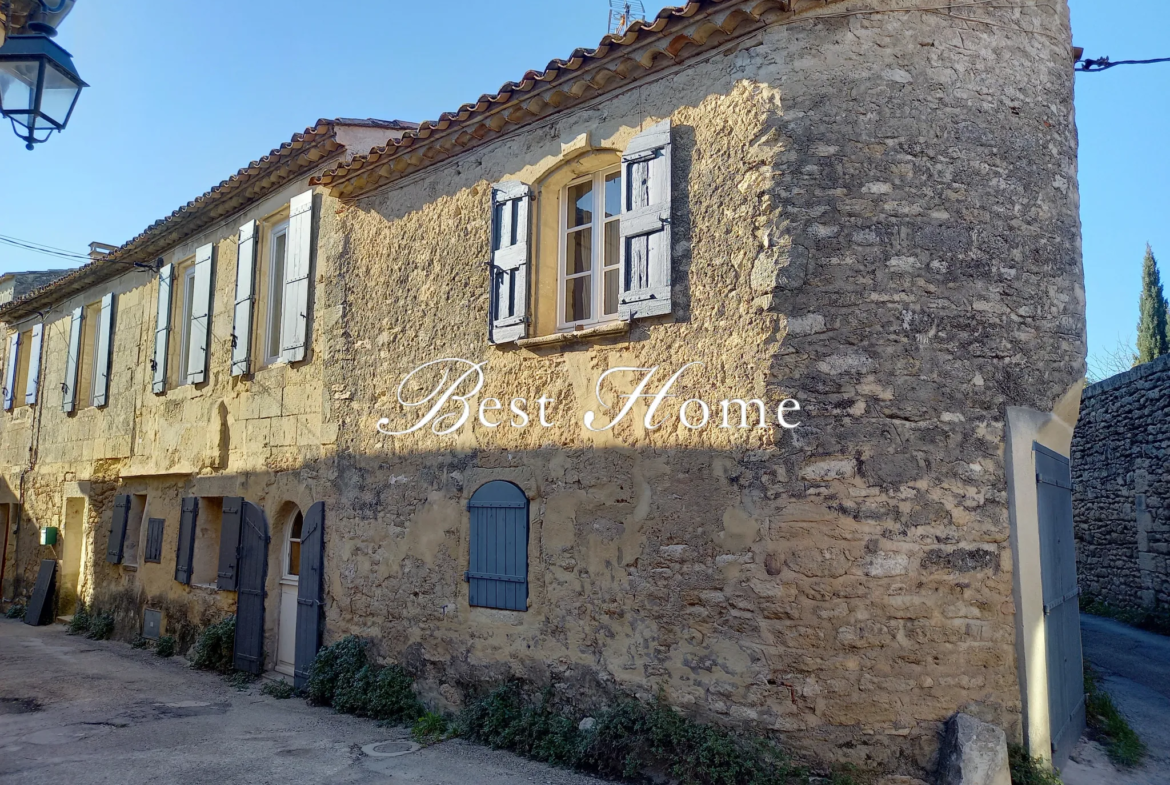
(3, 332, 19, 411)
(294, 501, 325, 689)
(619, 120, 673, 320)
(467, 481, 529, 611)
(231, 222, 257, 376)
(23, 323, 42, 406)
(488, 181, 532, 344)
(92, 293, 114, 407)
(152, 263, 172, 394)
(63, 307, 82, 412)
(216, 496, 243, 591)
(281, 191, 313, 363)
(233, 500, 270, 674)
(187, 243, 214, 384)
(174, 496, 199, 584)
(23, 560, 57, 627)
(144, 518, 165, 563)
(106, 494, 130, 564)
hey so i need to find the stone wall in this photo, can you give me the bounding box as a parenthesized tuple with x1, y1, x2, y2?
(1072, 354, 1170, 611)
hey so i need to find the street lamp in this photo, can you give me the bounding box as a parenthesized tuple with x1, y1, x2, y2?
(0, 32, 87, 150)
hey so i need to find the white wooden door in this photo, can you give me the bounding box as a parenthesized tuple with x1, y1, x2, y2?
(276, 578, 298, 675)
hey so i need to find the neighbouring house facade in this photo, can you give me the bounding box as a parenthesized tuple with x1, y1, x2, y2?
(0, 0, 1086, 778)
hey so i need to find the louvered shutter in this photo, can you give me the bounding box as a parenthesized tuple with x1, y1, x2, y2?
(488, 181, 532, 344)
(216, 496, 243, 591)
(281, 191, 313, 363)
(293, 501, 325, 689)
(187, 244, 214, 384)
(63, 306, 82, 411)
(24, 323, 42, 406)
(144, 518, 165, 563)
(619, 120, 673, 320)
(467, 481, 529, 611)
(152, 263, 172, 394)
(106, 494, 130, 564)
(92, 293, 114, 407)
(174, 497, 199, 585)
(3, 332, 19, 411)
(232, 222, 257, 376)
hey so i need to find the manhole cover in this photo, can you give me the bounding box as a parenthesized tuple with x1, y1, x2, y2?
(361, 740, 420, 758)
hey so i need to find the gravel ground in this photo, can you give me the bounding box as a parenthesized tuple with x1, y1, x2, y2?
(0, 618, 612, 785)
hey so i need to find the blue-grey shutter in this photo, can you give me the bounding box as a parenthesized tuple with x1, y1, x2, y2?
(3, 332, 19, 411)
(144, 518, 165, 563)
(23, 559, 57, 627)
(231, 222, 257, 376)
(281, 191, 313, 363)
(488, 181, 531, 344)
(174, 497, 199, 584)
(92, 292, 114, 407)
(106, 494, 130, 564)
(619, 120, 672, 320)
(233, 500, 270, 674)
(23, 323, 42, 406)
(152, 263, 172, 394)
(187, 243, 214, 384)
(63, 306, 82, 411)
(467, 481, 529, 611)
(293, 501, 325, 689)
(216, 496, 243, 591)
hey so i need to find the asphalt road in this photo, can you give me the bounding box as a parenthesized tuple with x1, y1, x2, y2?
(0, 619, 609, 785)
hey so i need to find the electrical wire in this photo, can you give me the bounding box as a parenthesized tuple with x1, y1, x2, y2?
(0, 234, 91, 262)
(1078, 57, 1170, 73)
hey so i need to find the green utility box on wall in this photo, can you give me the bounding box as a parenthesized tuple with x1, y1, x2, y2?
(39, 527, 58, 546)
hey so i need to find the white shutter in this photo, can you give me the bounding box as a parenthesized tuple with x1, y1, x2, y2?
(3, 332, 18, 411)
(488, 181, 532, 344)
(619, 120, 673, 320)
(24, 323, 42, 406)
(281, 191, 313, 363)
(63, 306, 82, 411)
(232, 221, 258, 376)
(153, 263, 172, 394)
(92, 292, 114, 407)
(187, 243, 214, 384)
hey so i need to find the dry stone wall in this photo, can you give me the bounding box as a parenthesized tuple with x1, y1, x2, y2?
(1072, 354, 1170, 611)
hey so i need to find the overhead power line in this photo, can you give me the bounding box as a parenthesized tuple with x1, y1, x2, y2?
(0, 234, 91, 262)
(1078, 56, 1170, 73)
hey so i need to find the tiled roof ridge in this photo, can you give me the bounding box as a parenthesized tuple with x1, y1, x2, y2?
(312, 0, 840, 198)
(0, 117, 410, 320)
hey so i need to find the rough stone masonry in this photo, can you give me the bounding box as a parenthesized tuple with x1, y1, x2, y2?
(1073, 354, 1170, 612)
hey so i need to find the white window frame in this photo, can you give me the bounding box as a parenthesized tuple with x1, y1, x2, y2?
(557, 167, 622, 331)
(282, 506, 303, 581)
(264, 221, 290, 366)
(87, 306, 103, 406)
(178, 266, 196, 386)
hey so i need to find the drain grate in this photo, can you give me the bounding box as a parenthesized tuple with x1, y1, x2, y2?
(361, 740, 420, 758)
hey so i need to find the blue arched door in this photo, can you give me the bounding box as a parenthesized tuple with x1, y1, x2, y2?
(466, 481, 529, 611)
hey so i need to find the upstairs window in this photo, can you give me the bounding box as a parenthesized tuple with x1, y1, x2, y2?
(265, 221, 289, 365)
(178, 265, 197, 386)
(560, 169, 622, 329)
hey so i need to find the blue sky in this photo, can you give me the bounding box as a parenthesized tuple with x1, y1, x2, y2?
(1, 1, 1166, 370)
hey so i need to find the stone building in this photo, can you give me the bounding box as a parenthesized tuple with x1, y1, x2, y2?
(1072, 354, 1170, 613)
(0, 0, 1086, 777)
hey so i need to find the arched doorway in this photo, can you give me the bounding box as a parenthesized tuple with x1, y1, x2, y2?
(275, 504, 303, 677)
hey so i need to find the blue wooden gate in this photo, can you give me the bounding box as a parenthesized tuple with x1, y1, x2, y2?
(466, 481, 529, 611)
(1035, 443, 1085, 766)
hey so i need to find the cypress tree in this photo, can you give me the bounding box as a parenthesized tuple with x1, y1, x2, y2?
(1136, 244, 1169, 364)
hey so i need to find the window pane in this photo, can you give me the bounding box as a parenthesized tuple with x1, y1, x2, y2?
(605, 171, 622, 218)
(291, 510, 303, 540)
(568, 181, 593, 228)
(604, 220, 620, 270)
(288, 540, 301, 576)
(604, 268, 619, 316)
(268, 232, 287, 359)
(566, 227, 591, 275)
(565, 276, 591, 323)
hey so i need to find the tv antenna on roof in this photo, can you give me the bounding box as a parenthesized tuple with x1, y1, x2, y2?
(608, 1, 646, 36)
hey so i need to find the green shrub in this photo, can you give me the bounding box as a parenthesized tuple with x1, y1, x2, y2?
(191, 616, 236, 673)
(155, 635, 176, 658)
(305, 636, 423, 724)
(1081, 594, 1170, 637)
(305, 635, 372, 707)
(66, 603, 90, 634)
(5, 602, 26, 619)
(131, 635, 150, 649)
(1085, 666, 1147, 767)
(1008, 744, 1062, 785)
(86, 611, 115, 641)
(261, 680, 295, 700)
(226, 671, 258, 690)
(412, 711, 452, 745)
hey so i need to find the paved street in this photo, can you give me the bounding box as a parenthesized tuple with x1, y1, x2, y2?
(0, 619, 607, 785)
(1063, 614, 1170, 785)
